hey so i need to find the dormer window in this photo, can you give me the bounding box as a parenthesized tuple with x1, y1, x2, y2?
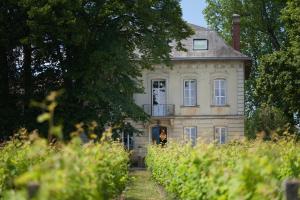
(193, 39, 208, 50)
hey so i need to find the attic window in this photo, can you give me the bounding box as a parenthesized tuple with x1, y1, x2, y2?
(193, 39, 208, 50)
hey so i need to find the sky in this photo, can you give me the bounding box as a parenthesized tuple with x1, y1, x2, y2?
(180, 0, 207, 27)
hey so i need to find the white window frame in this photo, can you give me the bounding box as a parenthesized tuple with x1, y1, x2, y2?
(214, 79, 226, 106)
(214, 127, 227, 144)
(184, 127, 197, 146)
(183, 80, 197, 106)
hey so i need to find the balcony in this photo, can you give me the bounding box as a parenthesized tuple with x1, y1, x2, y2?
(143, 104, 175, 117)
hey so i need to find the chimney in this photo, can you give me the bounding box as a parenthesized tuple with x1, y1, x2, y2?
(232, 14, 240, 51)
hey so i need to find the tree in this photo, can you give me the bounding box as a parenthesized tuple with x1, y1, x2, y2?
(254, 0, 300, 127)
(0, 0, 30, 137)
(0, 0, 193, 138)
(204, 0, 286, 57)
(245, 104, 290, 139)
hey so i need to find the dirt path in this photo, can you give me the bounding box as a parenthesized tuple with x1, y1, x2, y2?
(123, 169, 171, 200)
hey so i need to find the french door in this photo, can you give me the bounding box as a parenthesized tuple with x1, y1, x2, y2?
(152, 80, 166, 116)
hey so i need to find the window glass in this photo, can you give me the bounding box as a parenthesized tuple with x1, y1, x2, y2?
(184, 127, 197, 146)
(194, 39, 208, 50)
(220, 128, 226, 144)
(184, 80, 197, 106)
(215, 127, 227, 144)
(214, 79, 226, 106)
(184, 90, 189, 96)
(221, 89, 225, 96)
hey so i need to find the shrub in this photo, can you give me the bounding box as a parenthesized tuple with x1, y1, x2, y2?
(1, 91, 130, 199)
(146, 140, 300, 200)
(0, 131, 52, 194)
(1, 136, 129, 200)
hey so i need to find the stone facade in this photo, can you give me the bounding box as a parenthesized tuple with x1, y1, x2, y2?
(129, 24, 250, 159)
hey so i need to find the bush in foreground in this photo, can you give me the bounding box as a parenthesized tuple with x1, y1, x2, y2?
(0, 134, 129, 200)
(146, 140, 300, 200)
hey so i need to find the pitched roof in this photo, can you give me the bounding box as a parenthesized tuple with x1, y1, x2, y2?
(170, 24, 250, 61)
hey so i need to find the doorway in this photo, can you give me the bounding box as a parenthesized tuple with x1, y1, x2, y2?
(151, 125, 167, 145)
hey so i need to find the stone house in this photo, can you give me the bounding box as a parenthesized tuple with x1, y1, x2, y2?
(127, 15, 251, 159)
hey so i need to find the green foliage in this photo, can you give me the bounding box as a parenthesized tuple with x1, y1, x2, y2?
(32, 90, 64, 140)
(146, 140, 300, 200)
(204, 0, 286, 58)
(0, 134, 129, 200)
(0, 0, 193, 138)
(0, 91, 129, 199)
(254, 0, 300, 125)
(0, 130, 51, 195)
(245, 104, 290, 139)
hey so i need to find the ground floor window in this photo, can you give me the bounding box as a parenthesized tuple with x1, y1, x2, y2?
(184, 127, 197, 146)
(122, 132, 134, 150)
(152, 126, 167, 145)
(215, 127, 227, 144)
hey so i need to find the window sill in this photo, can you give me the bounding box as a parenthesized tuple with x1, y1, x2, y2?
(180, 105, 200, 108)
(210, 104, 230, 107)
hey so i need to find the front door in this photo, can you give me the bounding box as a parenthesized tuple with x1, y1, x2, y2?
(152, 80, 166, 116)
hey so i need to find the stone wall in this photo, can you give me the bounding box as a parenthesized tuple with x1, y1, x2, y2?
(134, 60, 245, 116)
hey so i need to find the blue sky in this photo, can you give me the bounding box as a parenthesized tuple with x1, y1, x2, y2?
(180, 0, 207, 27)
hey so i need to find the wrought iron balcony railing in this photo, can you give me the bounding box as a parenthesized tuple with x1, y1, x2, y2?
(143, 104, 175, 117)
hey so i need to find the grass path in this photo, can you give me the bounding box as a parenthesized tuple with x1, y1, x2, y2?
(123, 169, 171, 200)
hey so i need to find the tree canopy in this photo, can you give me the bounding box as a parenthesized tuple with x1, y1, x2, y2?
(254, 0, 300, 126)
(204, 0, 287, 61)
(0, 0, 193, 139)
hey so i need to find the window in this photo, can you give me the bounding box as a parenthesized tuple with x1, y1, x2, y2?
(122, 131, 134, 150)
(215, 127, 227, 144)
(184, 80, 197, 106)
(184, 127, 197, 146)
(193, 39, 208, 50)
(214, 79, 226, 106)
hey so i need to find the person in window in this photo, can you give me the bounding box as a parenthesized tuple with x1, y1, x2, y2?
(159, 129, 167, 146)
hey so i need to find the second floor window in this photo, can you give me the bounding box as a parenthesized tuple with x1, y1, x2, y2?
(184, 80, 197, 106)
(214, 79, 226, 106)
